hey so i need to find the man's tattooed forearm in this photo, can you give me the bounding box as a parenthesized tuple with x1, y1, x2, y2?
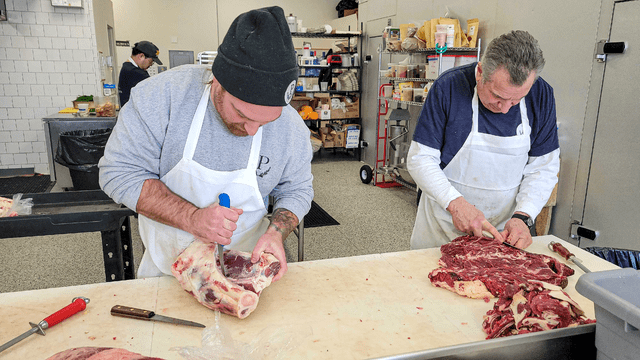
(269, 208, 298, 237)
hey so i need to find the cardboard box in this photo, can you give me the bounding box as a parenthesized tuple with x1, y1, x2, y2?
(334, 132, 346, 148)
(330, 96, 359, 119)
(320, 126, 337, 148)
(320, 109, 331, 120)
(343, 8, 358, 17)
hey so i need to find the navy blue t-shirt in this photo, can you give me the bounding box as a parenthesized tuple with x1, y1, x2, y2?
(413, 63, 559, 169)
(118, 61, 150, 107)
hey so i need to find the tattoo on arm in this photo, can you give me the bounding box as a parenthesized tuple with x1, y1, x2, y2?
(269, 208, 299, 238)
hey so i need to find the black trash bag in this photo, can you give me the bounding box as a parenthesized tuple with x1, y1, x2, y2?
(55, 128, 112, 190)
(584, 246, 640, 270)
(336, 0, 357, 17)
(55, 128, 112, 172)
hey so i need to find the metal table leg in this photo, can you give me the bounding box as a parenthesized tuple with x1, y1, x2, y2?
(295, 218, 304, 261)
(101, 216, 135, 282)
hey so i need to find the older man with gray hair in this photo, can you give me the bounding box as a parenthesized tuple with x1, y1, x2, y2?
(408, 30, 560, 250)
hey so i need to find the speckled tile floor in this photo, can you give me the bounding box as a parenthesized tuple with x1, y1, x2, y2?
(0, 154, 417, 293)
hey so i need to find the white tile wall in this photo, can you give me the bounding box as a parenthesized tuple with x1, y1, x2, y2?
(0, 0, 100, 174)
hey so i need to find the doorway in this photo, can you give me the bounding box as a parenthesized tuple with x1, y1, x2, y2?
(574, 0, 640, 251)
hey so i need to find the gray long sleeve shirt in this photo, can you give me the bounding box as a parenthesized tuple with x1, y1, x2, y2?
(99, 65, 314, 221)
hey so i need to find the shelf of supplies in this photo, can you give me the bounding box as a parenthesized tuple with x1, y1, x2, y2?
(291, 32, 361, 38)
(296, 90, 360, 95)
(384, 47, 478, 54)
(378, 97, 424, 107)
(381, 77, 435, 82)
(299, 65, 361, 69)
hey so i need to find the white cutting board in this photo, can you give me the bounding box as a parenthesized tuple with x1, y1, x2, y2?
(0, 236, 619, 359)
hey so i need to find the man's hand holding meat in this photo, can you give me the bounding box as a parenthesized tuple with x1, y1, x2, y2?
(251, 208, 298, 281)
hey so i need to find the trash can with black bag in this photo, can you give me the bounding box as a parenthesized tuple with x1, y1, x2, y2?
(55, 128, 112, 190)
(583, 246, 640, 269)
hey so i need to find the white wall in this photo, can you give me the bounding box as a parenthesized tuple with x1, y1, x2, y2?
(111, 0, 343, 76)
(0, 0, 104, 173)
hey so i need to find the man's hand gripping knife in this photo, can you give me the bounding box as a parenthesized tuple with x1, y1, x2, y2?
(447, 197, 504, 242)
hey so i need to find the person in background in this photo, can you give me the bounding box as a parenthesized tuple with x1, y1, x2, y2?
(99, 6, 313, 280)
(118, 41, 163, 107)
(408, 30, 560, 250)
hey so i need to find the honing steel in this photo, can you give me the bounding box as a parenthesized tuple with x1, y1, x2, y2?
(0, 296, 90, 353)
(110, 305, 205, 328)
(218, 192, 230, 277)
(548, 241, 592, 273)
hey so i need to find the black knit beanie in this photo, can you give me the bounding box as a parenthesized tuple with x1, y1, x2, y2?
(212, 6, 298, 107)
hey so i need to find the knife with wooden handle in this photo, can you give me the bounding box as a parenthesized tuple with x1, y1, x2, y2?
(548, 241, 591, 273)
(110, 305, 205, 328)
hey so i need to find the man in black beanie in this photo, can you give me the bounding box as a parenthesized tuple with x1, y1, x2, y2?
(100, 6, 314, 282)
(118, 41, 163, 107)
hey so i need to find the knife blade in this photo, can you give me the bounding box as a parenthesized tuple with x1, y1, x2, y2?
(110, 305, 205, 328)
(0, 297, 90, 353)
(482, 230, 532, 253)
(218, 193, 230, 277)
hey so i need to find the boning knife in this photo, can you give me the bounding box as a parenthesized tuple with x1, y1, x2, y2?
(218, 193, 230, 277)
(0, 297, 90, 353)
(110, 305, 205, 328)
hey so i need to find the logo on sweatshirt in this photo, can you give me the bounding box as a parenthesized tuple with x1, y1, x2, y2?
(256, 155, 271, 178)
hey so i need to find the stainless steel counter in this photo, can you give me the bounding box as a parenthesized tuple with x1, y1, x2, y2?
(42, 113, 117, 185)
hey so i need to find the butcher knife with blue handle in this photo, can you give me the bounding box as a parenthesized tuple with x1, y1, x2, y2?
(218, 193, 230, 277)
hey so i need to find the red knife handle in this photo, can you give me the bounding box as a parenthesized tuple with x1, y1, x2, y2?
(550, 241, 574, 260)
(43, 297, 88, 328)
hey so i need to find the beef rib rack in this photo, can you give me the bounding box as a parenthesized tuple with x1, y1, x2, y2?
(429, 236, 575, 300)
(172, 240, 280, 319)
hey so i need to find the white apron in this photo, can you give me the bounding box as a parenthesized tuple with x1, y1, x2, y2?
(137, 84, 269, 277)
(411, 79, 531, 249)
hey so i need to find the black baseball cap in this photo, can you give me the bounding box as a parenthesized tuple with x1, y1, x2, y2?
(134, 41, 163, 65)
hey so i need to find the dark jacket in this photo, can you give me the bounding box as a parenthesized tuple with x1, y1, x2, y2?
(118, 61, 150, 107)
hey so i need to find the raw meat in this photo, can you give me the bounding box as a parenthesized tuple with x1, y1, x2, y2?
(0, 196, 17, 217)
(482, 282, 596, 339)
(172, 240, 280, 319)
(46, 347, 164, 360)
(429, 236, 574, 299)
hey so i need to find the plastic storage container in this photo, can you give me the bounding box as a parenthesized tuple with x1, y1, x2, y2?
(575, 268, 640, 360)
(94, 95, 117, 117)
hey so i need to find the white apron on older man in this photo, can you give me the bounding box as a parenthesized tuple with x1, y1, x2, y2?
(411, 80, 531, 249)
